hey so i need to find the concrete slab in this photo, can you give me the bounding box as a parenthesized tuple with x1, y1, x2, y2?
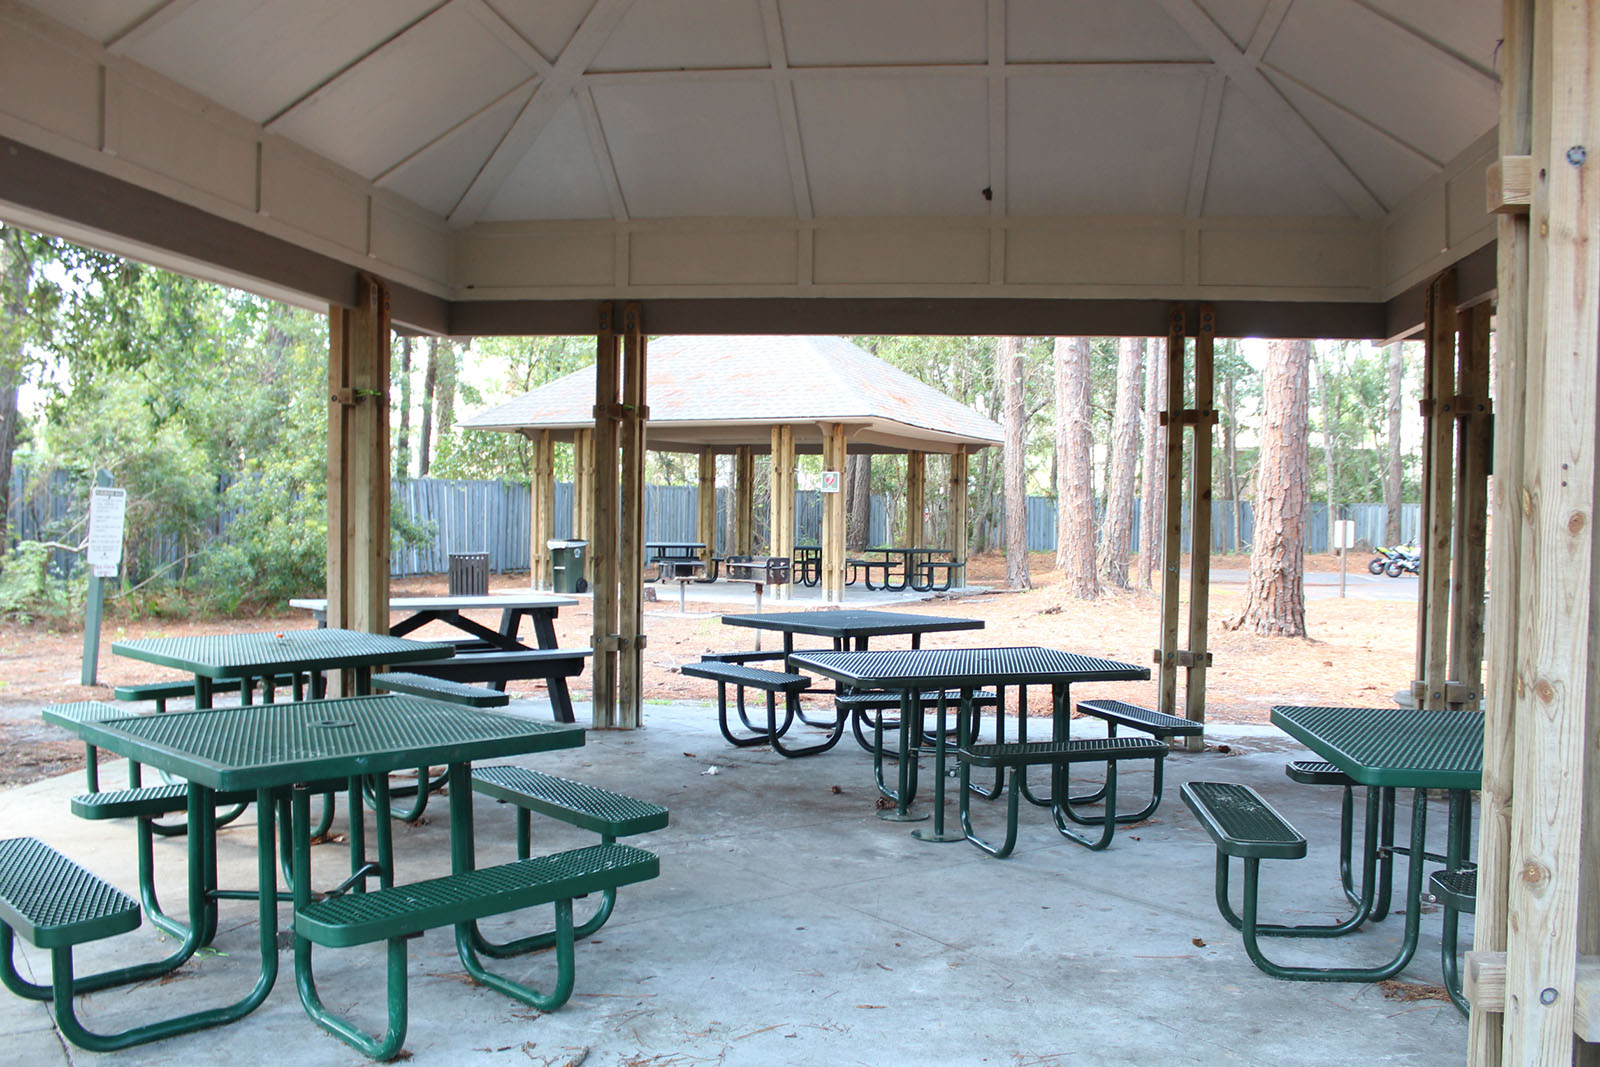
(0, 700, 1470, 1066)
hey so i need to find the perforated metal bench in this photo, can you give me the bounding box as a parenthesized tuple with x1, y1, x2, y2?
(469, 765, 669, 957)
(113, 674, 300, 712)
(956, 736, 1168, 855)
(370, 671, 510, 707)
(680, 660, 844, 757)
(1076, 699, 1203, 740)
(293, 842, 659, 1059)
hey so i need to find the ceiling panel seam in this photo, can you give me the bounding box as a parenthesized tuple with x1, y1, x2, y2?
(1153, 0, 1384, 221)
(1184, 71, 1226, 221)
(759, 0, 813, 220)
(1344, 0, 1498, 83)
(261, 0, 455, 129)
(576, 85, 628, 221)
(449, 0, 635, 227)
(986, 0, 1005, 285)
(104, 0, 201, 52)
(1247, 0, 1293, 61)
(372, 77, 538, 186)
(1262, 64, 1445, 169)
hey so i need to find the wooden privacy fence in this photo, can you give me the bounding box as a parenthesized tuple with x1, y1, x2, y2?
(7, 470, 1421, 578)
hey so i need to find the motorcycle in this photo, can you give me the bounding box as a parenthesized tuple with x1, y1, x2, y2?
(1369, 543, 1420, 577)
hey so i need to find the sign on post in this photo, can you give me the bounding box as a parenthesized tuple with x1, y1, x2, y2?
(87, 487, 128, 577)
(1334, 519, 1356, 599)
(820, 470, 841, 493)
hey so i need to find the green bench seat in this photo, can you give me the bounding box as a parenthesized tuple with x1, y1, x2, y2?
(0, 837, 139, 949)
(113, 674, 300, 712)
(71, 784, 254, 820)
(293, 842, 659, 1059)
(370, 671, 510, 707)
(680, 660, 844, 758)
(957, 736, 1168, 855)
(1429, 866, 1478, 1012)
(1076, 698, 1203, 740)
(42, 702, 143, 792)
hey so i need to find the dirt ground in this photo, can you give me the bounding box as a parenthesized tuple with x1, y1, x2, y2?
(0, 551, 1414, 788)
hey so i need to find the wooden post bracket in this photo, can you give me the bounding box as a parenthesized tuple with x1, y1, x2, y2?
(1158, 409, 1220, 426)
(1465, 951, 1600, 1041)
(1153, 649, 1213, 667)
(1486, 155, 1533, 215)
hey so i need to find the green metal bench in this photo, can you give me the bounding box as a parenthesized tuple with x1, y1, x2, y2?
(680, 660, 845, 757)
(1076, 698, 1203, 740)
(1285, 759, 1364, 907)
(42, 702, 145, 793)
(1428, 866, 1477, 1013)
(468, 765, 668, 957)
(370, 671, 510, 707)
(956, 736, 1167, 855)
(293, 841, 659, 1060)
(835, 688, 998, 753)
(114, 674, 301, 712)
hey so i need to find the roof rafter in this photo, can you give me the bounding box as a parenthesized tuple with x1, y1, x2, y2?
(1345, 0, 1498, 84)
(449, 0, 635, 228)
(576, 85, 628, 220)
(760, 0, 814, 220)
(104, 0, 202, 51)
(1154, 0, 1386, 221)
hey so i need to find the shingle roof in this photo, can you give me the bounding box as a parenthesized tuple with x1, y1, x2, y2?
(461, 336, 1001, 455)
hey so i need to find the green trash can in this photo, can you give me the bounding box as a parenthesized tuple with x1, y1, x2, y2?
(549, 539, 588, 593)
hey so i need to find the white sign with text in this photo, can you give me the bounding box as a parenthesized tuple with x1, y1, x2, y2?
(87, 487, 127, 578)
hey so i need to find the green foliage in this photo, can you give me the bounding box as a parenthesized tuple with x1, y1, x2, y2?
(0, 541, 70, 618)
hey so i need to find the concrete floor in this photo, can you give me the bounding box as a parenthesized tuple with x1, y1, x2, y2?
(3, 700, 1470, 1067)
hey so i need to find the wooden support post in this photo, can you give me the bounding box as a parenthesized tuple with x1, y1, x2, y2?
(821, 423, 848, 602)
(949, 449, 970, 588)
(770, 425, 796, 600)
(326, 273, 391, 646)
(616, 303, 647, 729)
(528, 429, 555, 590)
(697, 448, 717, 565)
(1449, 302, 1492, 708)
(906, 451, 926, 547)
(734, 446, 754, 556)
(1156, 306, 1186, 719)
(1414, 271, 1457, 710)
(1496, 0, 1600, 1060)
(1183, 305, 1215, 751)
(590, 304, 621, 729)
(1468, 2, 1531, 1062)
(573, 428, 594, 548)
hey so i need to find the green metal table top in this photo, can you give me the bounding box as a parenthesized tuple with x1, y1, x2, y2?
(719, 609, 983, 640)
(789, 646, 1149, 689)
(72, 696, 584, 791)
(111, 628, 454, 679)
(1270, 705, 1484, 790)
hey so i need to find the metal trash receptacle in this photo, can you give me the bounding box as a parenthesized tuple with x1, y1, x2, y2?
(548, 540, 588, 593)
(448, 552, 489, 595)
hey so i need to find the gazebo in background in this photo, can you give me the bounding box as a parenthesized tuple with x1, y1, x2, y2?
(461, 335, 1003, 601)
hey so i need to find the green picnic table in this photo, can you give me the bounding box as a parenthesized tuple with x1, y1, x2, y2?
(54, 696, 589, 1055)
(1259, 705, 1484, 990)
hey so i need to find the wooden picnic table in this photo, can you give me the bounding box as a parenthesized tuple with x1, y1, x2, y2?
(290, 594, 585, 722)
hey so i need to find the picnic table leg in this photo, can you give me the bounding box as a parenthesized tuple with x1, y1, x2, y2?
(912, 690, 964, 842)
(528, 610, 578, 723)
(875, 688, 927, 822)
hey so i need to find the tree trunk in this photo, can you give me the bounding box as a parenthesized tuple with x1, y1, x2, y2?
(1000, 336, 1031, 589)
(0, 228, 28, 555)
(1136, 336, 1166, 589)
(1097, 337, 1143, 588)
(1056, 336, 1098, 598)
(396, 334, 412, 480)
(1238, 339, 1310, 636)
(1384, 341, 1404, 545)
(436, 338, 457, 439)
(1221, 370, 1240, 552)
(845, 453, 871, 550)
(419, 337, 437, 477)
(1316, 347, 1337, 550)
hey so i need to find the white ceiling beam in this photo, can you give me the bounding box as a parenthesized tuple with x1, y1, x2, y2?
(579, 60, 1212, 88)
(449, 0, 635, 228)
(104, 0, 203, 51)
(1155, 0, 1385, 220)
(576, 85, 628, 221)
(1184, 70, 1226, 218)
(1245, 0, 1292, 61)
(760, 0, 813, 220)
(467, 0, 553, 76)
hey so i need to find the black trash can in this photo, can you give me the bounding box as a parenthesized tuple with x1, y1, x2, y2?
(549, 539, 588, 593)
(448, 552, 489, 596)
